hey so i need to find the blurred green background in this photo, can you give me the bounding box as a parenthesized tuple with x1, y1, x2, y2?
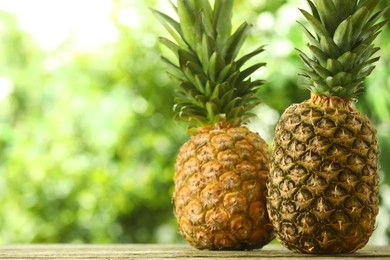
(0, 0, 389, 245)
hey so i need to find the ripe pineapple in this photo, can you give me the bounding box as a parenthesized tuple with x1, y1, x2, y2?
(267, 0, 388, 254)
(154, 0, 274, 250)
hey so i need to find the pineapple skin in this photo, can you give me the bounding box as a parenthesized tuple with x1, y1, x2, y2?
(267, 94, 379, 254)
(174, 125, 274, 250)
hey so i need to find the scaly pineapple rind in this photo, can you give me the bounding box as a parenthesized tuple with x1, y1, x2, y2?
(267, 95, 380, 253)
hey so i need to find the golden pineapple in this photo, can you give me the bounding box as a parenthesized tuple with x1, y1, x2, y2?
(267, 0, 388, 254)
(154, 0, 274, 249)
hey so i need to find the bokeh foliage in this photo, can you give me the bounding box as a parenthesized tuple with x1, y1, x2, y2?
(0, 0, 389, 244)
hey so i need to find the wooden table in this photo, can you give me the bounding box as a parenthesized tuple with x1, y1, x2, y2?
(0, 244, 389, 259)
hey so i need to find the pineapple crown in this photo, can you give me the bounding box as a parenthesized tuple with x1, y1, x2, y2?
(298, 0, 388, 99)
(153, 0, 265, 130)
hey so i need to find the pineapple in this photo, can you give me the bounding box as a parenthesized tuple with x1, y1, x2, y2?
(154, 0, 274, 250)
(267, 0, 388, 254)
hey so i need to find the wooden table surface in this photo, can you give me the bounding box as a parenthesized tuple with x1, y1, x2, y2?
(0, 244, 389, 259)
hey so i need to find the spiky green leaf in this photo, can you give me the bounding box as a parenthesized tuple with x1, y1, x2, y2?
(214, 0, 233, 49)
(325, 59, 343, 75)
(153, 9, 187, 49)
(333, 0, 357, 20)
(200, 34, 213, 72)
(199, 11, 213, 38)
(155, 0, 265, 127)
(361, 20, 388, 43)
(161, 56, 181, 74)
(299, 8, 330, 38)
(206, 101, 218, 123)
(306, 0, 321, 21)
(222, 22, 250, 63)
(360, 31, 381, 47)
(333, 71, 353, 85)
(217, 63, 236, 83)
(313, 0, 338, 35)
(363, 8, 389, 33)
(211, 83, 221, 99)
(337, 51, 358, 71)
(357, 0, 380, 12)
(205, 80, 213, 98)
(298, 22, 321, 48)
(194, 74, 206, 93)
(182, 64, 197, 87)
(159, 37, 180, 58)
(319, 36, 340, 58)
(298, 50, 316, 70)
(308, 45, 327, 67)
(178, 49, 199, 69)
(350, 7, 370, 39)
(223, 97, 241, 113)
(236, 45, 265, 68)
(227, 106, 244, 122)
(193, 0, 212, 25)
(312, 62, 331, 79)
(177, 0, 196, 48)
(236, 63, 266, 84)
(333, 17, 354, 51)
(220, 87, 236, 107)
(208, 52, 226, 82)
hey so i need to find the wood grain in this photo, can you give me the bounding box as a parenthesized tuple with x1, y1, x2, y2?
(0, 244, 389, 259)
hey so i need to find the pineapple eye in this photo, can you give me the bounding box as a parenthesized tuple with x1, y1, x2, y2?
(205, 207, 229, 230)
(346, 154, 364, 166)
(288, 140, 306, 153)
(330, 210, 350, 230)
(219, 171, 240, 190)
(338, 170, 357, 183)
(352, 139, 369, 150)
(281, 201, 296, 214)
(344, 197, 363, 213)
(280, 222, 297, 239)
(354, 183, 370, 195)
(315, 197, 333, 213)
(197, 144, 216, 163)
(185, 200, 204, 225)
(334, 127, 353, 139)
(317, 118, 336, 129)
(319, 161, 341, 172)
(290, 165, 307, 179)
(211, 134, 234, 151)
(223, 192, 248, 214)
(279, 179, 295, 192)
(295, 189, 313, 201)
(361, 165, 376, 177)
(325, 184, 347, 198)
(282, 155, 294, 164)
(287, 115, 301, 125)
(297, 212, 316, 227)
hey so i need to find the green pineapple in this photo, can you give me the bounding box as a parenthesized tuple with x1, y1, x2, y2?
(154, 0, 274, 249)
(267, 0, 388, 254)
